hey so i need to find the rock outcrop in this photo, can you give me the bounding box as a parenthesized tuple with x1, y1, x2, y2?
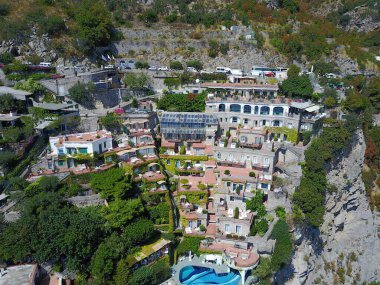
(285, 130, 380, 285)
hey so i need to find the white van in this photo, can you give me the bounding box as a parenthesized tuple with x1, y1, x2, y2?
(215, 67, 231, 74)
(39, 62, 52, 67)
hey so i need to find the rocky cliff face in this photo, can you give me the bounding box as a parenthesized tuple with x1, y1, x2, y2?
(286, 130, 380, 285)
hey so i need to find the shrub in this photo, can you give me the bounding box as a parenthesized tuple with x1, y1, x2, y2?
(224, 170, 230, 175)
(180, 178, 189, 185)
(0, 2, 10, 16)
(0, 53, 14, 64)
(199, 224, 206, 232)
(275, 206, 286, 219)
(165, 12, 178, 23)
(40, 15, 65, 36)
(249, 172, 255, 177)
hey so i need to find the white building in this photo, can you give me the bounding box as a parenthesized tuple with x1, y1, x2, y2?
(48, 130, 113, 169)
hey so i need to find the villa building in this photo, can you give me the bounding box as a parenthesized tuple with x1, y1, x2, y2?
(48, 130, 113, 169)
(122, 109, 158, 134)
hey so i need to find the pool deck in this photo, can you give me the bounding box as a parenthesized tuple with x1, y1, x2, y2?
(173, 256, 231, 284)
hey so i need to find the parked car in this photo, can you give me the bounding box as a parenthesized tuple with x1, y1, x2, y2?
(158, 66, 169, 71)
(186, 67, 198, 73)
(104, 65, 115, 70)
(50, 74, 65, 79)
(148, 66, 157, 71)
(200, 69, 213, 74)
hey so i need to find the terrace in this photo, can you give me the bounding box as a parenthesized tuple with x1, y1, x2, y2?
(199, 240, 259, 269)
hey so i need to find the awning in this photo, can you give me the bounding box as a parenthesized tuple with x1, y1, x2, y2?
(148, 162, 159, 167)
(305, 105, 320, 113)
(157, 180, 166, 185)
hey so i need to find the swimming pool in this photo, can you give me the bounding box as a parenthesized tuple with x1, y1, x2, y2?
(179, 265, 241, 285)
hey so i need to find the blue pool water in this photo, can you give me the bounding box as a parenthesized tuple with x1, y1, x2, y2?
(179, 266, 241, 285)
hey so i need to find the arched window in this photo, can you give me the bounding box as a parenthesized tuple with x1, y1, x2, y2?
(230, 104, 241, 113)
(273, 107, 284, 116)
(243, 105, 251, 114)
(272, 120, 281, 127)
(254, 106, 259, 114)
(217, 152, 221, 159)
(219, 104, 225, 112)
(260, 106, 270, 115)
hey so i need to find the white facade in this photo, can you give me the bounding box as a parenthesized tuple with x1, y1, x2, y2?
(49, 131, 113, 157)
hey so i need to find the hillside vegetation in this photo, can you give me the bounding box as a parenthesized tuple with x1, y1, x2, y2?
(0, 0, 378, 71)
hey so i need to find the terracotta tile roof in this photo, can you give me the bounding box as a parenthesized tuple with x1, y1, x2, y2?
(161, 140, 175, 148)
(204, 170, 216, 185)
(192, 142, 206, 148)
(205, 145, 214, 155)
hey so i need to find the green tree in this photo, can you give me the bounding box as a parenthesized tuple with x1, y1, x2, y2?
(63, 209, 103, 271)
(324, 96, 337, 108)
(114, 258, 131, 285)
(270, 219, 293, 270)
(91, 168, 132, 200)
(170, 61, 183, 70)
(281, 75, 313, 99)
(99, 113, 123, 134)
(68, 82, 96, 109)
(287, 64, 301, 78)
(123, 73, 150, 90)
(365, 76, 380, 111)
(135, 61, 150, 69)
(0, 151, 17, 172)
(186, 60, 203, 71)
(74, 0, 113, 54)
(90, 234, 125, 283)
(129, 266, 155, 285)
(102, 198, 145, 228)
(163, 78, 180, 90)
(255, 257, 272, 281)
(0, 93, 25, 113)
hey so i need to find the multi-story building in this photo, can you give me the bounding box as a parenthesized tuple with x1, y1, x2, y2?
(160, 112, 219, 144)
(122, 109, 158, 133)
(205, 96, 324, 135)
(48, 130, 113, 169)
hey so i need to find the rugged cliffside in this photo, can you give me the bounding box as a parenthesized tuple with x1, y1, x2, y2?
(287, 130, 380, 285)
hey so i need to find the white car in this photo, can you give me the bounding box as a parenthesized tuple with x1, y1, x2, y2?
(158, 66, 169, 71)
(200, 69, 213, 74)
(148, 66, 157, 71)
(186, 67, 198, 73)
(104, 65, 115, 70)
